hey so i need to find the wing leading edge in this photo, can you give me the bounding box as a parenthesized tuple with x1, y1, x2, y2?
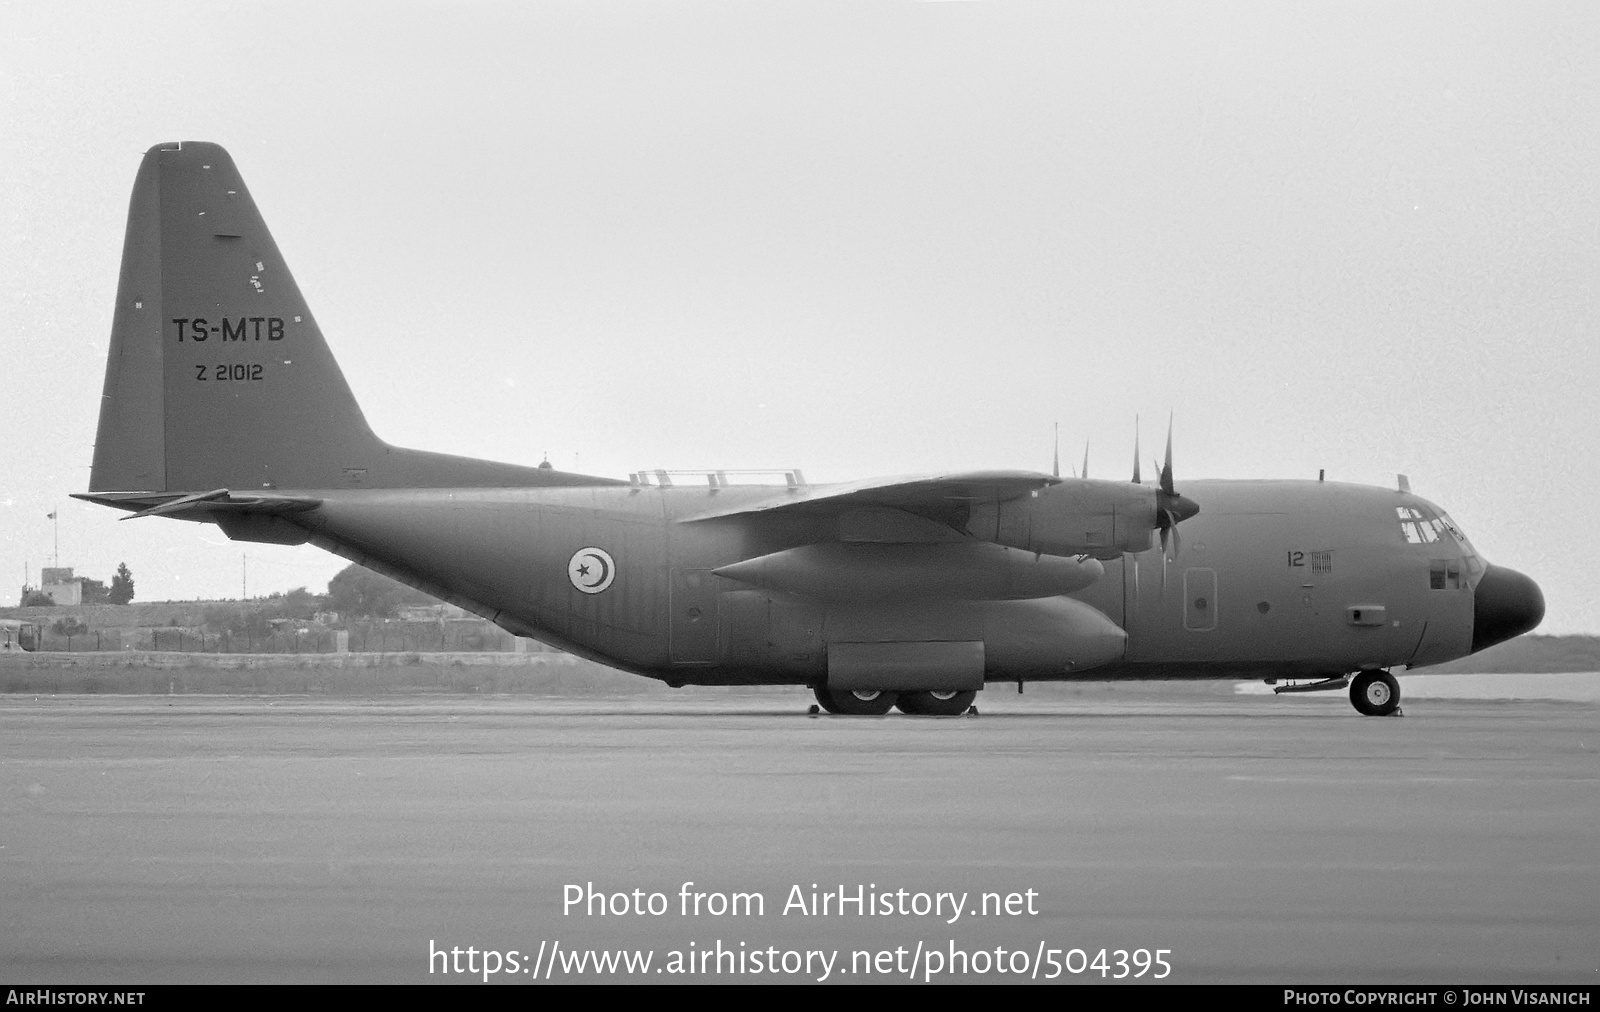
(678, 470, 1060, 525)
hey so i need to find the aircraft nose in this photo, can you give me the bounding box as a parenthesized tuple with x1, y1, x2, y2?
(1471, 564, 1545, 653)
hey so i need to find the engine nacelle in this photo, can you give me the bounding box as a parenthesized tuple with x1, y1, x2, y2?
(965, 478, 1160, 559)
(714, 541, 1104, 602)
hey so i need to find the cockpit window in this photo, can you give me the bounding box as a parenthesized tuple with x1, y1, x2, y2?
(1400, 505, 1485, 578)
(1437, 510, 1484, 576)
(1396, 506, 1443, 544)
(1430, 559, 1463, 590)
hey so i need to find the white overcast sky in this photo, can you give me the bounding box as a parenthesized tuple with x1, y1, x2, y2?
(1, 2, 1596, 633)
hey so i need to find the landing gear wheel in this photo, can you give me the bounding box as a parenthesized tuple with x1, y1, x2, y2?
(895, 689, 978, 716)
(812, 684, 897, 715)
(1350, 670, 1401, 716)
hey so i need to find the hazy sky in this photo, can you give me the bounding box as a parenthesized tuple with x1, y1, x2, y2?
(2, 2, 1596, 633)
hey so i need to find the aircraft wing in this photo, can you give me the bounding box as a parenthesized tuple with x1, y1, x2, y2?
(679, 470, 1058, 525)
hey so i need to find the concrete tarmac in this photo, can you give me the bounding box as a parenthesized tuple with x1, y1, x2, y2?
(1, 689, 1596, 984)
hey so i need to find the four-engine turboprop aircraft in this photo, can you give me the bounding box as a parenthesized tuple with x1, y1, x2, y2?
(76, 142, 1545, 716)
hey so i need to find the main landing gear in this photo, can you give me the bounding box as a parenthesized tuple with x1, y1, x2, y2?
(896, 689, 977, 716)
(812, 684, 897, 715)
(812, 685, 978, 716)
(1349, 669, 1402, 717)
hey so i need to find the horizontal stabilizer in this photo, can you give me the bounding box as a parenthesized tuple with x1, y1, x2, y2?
(73, 489, 323, 519)
(119, 488, 230, 519)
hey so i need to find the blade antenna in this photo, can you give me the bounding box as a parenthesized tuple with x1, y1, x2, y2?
(1053, 422, 1060, 479)
(1081, 440, 1089, 481)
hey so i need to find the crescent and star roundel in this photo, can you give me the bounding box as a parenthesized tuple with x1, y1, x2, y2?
(567, 547, 616, 595)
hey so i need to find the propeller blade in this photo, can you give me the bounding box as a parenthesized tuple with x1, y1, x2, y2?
(1132, 417, 1141, 484)
(1161, 413, 1175, 496)
(1159, 510, 1182, 559)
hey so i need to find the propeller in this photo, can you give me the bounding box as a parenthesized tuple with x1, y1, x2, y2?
(1155, 413, 1199, 561)
(1121, 415, 1203, 603)
(1126, 414, 1200, 600)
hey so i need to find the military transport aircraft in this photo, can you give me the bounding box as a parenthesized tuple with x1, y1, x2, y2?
(76, 142, 1545, 716)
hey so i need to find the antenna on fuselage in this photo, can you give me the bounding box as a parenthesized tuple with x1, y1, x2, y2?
(1052, 423, 1059, 479)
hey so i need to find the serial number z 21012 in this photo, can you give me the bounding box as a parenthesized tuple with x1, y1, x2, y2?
(196, 363, 264, 381)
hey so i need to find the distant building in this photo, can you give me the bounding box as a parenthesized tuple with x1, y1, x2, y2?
(40, 567, 82, 607)
(396, 603, 468, 622)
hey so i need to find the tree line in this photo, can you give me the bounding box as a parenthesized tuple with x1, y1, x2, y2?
(19, 563, 430, 627)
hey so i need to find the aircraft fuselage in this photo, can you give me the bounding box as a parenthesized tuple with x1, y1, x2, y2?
(255, 477, 1497, 687)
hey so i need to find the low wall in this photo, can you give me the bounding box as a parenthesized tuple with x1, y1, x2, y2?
(0, 650, 569, 670)
(0, 650, 667, 695)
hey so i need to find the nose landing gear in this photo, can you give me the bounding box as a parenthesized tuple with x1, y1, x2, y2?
(1349, 669, 1403, 717)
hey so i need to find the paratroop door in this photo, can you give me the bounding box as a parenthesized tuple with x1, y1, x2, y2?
(670, 569, 718, 663)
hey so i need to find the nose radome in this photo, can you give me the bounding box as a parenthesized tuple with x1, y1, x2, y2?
(1472, 564, 1545, 653)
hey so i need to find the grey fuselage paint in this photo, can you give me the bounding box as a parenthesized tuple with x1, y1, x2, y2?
(212, 477, 1481, 687)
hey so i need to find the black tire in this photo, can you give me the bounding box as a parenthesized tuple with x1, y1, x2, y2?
(812, 684, 897, 715)
(895, 689, 978, 716)
(1350, 669, 1400, 716)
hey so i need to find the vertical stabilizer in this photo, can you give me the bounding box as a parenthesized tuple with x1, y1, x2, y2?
(89, 142, 609, 494)
(91, 141, 379, 493)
